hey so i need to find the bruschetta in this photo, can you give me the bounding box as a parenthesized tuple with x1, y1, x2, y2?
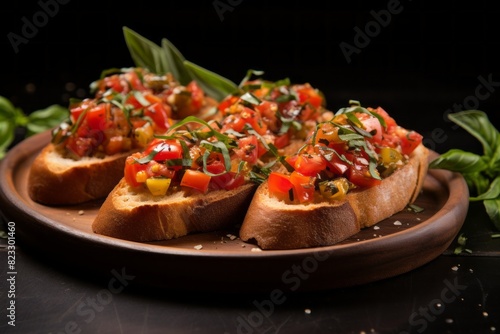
(239, 101, 429, 249)
(28, 67, 217, 205)
(92, 78, 328, 241)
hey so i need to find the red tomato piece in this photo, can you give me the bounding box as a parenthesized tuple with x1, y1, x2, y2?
(180, 169, 211, 193)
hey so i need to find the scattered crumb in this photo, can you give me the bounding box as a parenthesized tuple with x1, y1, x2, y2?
(490, 326, 496, 332)
(78, 210, 84, 215)
(451, 265, 459, 271)
(469, 268, 474, 273)
(226, 234, 237, 240)
(393, 220, 402, 226)
(241, 244, 246, 248)
(435, 303, 442, 308)
(445, 318, 454, 324)
(373, 226, 380, 230)
(483, 312, 489, 318)
(66, 212, 70, 216)
(194, 244, 203, 250)
(373, 234, 378, 237)
(251, 247, 262, 252)
(416, 218, 421, 221)
(304, 308, 311, 314)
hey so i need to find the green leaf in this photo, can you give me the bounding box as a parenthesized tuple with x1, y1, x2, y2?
(160, 38, 192, 85)
(448, 110, 499, 157)
(123, 26, 169, 74)
(26, 104, 69, 136)
(484, 197, 500, 230)
(0, 120, 15, 159)
(470, 176, 500, 201)
(429, 149, 488, 173)
(183, 60, 239, 101)
(464, 172, 491, 196)
(0, 96, 17, 120)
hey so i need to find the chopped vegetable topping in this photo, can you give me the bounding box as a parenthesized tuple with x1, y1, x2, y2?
(267, 101, 423, 204)
(51, 67, 214, 159)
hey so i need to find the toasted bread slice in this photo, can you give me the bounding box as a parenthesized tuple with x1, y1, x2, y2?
(239, 144, 429, 250)
(92, 180, 257, 242)
(28, 144, 132, 205)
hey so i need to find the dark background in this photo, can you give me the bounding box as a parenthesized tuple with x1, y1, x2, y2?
(2, 0, 499, 154)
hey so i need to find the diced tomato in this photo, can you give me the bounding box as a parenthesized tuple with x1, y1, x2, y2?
(124, 154, 148, 188)
(86, 104, 109, 130)
(144, 102, 172, 132)
(218, 95, 239, 114)
(324, 151, 350, 175)
(241, 108, 267, 135)
(396, 128, 423, 156)
(293, 153, 326, 177)
(254, 101, 279, 131)
(123, 69, 145, 92)
(369, 106, 397, 129)
(143, 139, 183, 162)
(180, 169, 211, 193)
(289, 171, 316, 203)
(273, 132, 291, 149)
(295, 84, 323, 108)
(345, 155, 381, 188)
(103, 74, 125, 93)
(268, 172, 294, 197)
(234, 135, 259, 164)
(186, 81, 204, 110)
(210, 171, 245, 190)
(357, 113, 383, 144)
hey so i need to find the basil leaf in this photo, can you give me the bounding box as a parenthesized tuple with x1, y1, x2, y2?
(123, 26, 169, 75)
(239, 69, 265, 87)
(484, 197, 500, 230)
(448, 110, 499, 157)
(183, 60, 239, 101)
(470, 176, 500, 201)
(200, 140, 231, 176)
(160, 38, 192, 85)
(240, 92, 261, 106)
(464, 172, 491, 195)
(429, 149, 488, 173)
(26, 104, 69, 136)
(0, 120, 15, 159)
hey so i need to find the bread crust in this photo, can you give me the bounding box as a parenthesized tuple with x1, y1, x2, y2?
(28, 144, 131, 205)
(239, 144, 430, 250)
(92, 180, 257, 242)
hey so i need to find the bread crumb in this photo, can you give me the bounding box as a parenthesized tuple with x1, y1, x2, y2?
(78, 210, 84, 215)
(490, 326, 496, 332)
(393, 220, 402, 226)
(445, 318, 453, 324)
(194, 244, 203, 250)
(304, 308, 311, 314)
(251, 247, 262, 252)
(373, 226, 380, 230)
(226, 234, 237, 240)
(483, 311, 489, 317)
(241, 244, 246, 248)
(451, 265, 459, 271)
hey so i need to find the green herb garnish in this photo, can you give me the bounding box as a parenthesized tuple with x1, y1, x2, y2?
(429, 110, 500, 230)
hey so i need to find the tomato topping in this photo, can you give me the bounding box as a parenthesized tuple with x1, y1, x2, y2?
(180, 170, 211, 193)
(293, 153, 327, 177)
(143, 139, 183, 162)
(124, 154, 147, 188)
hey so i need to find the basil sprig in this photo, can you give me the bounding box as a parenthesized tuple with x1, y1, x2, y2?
(429, 110, 500, 230)
(0, 97, 68, 159)
(123, 27, 240, 101)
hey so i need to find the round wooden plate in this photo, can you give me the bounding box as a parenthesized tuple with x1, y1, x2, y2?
(0, 131, 469, 292)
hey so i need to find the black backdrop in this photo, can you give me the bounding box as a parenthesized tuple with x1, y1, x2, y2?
(2, 0, 499, 154)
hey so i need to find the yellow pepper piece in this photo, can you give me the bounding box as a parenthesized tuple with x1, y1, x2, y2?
(379, 147, 403, 166)
(319, 178, 350, 201)
(146, 178, 171, 196)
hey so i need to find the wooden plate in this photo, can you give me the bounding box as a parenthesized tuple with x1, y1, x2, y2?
(0, 131, 469, 292)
